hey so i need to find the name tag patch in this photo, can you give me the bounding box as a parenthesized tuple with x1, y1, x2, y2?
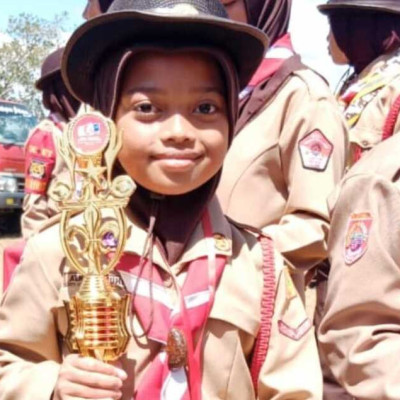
(298, 130, 333, 171)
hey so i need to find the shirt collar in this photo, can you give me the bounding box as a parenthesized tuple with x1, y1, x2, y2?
(123, 197, 233, 272)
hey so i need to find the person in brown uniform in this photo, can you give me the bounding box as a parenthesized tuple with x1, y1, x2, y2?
(83, 0, 114, 19)
(319, 0, 400, 167)
(318, 127, 400, 400)
(21, 47, 80, 239)
(315, 1, 400, 398)
(0, 0, 322, 399)
(217, 0, 348, 298)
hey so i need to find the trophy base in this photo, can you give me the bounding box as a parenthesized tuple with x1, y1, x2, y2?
(65, 274, 131, 362)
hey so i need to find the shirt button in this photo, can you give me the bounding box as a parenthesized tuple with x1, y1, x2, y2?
(213, 234, 231, 252)
(361, 140, 369, 146)
(164, 275, 174, 288)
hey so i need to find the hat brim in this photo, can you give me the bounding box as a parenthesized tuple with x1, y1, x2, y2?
(318, 2, 400, 15)
(62, 10, 268, 103)
(35, 69, 61, 91)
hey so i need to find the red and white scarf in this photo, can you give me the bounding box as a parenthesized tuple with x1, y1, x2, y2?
(117, 213, 227, 400)
(239, 33, 295, 101)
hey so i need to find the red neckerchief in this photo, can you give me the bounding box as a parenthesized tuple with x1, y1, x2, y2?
(116, 211, 227, 400)
(239, 33, 295, 101)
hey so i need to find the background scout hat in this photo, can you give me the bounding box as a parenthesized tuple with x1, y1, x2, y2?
(35, 47, 64, 90)
(62, 0, 269, 103)
(318, 0, 400, 15)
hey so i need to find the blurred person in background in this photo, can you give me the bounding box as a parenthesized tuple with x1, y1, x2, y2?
(217, 0, 347, 300)
(2, 48, 80, 292)
(83, 0, 114, 19)
(21, 47, 80, 238)
(321, 0, 400, 167)
(317, 1, 400, 399)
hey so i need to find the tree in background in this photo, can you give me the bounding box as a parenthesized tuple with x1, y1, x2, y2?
(0, 13, 68, 117)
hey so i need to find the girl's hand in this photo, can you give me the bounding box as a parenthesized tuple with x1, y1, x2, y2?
(53, 354, 127, 400)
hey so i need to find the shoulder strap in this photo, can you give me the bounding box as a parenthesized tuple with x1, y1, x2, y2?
(382, 94, 400, 141)
(250, 235, 276, 396)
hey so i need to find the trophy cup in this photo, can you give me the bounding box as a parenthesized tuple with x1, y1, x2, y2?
(49, 111, 135, 362)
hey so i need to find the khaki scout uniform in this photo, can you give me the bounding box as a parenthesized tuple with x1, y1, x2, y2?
(318, 133, 400, 399)
(218, 69, 348, 293)
(21, 119, 66, 239)
(342, 49, 400, 167)
(0, 198, 322, 400)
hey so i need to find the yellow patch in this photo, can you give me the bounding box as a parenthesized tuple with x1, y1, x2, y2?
(284, 267, 297, 301)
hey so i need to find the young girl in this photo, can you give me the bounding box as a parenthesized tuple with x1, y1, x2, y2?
(0, 0, 322, 399)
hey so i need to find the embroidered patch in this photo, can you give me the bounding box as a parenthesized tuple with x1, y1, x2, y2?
(344, 212, 373, 265)
(298, 130, 333, 171)
(28, 159, 46, 180)
(278, 318, 312, 341)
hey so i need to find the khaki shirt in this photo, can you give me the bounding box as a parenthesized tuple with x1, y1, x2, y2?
(21, 120, 66, 239)
(319, 134, 400, 399)
(344, 51, 400, 165)
(0, 198, 322, 400)
(218, 69, 347, 275)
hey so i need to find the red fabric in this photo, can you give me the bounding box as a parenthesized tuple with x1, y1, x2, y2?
(247, 34, 294, 88)
(382, 94, 400, 141)
(116, 213, 226, 400)
(24, 127, 56, 195)
(3, 239, 26, 291)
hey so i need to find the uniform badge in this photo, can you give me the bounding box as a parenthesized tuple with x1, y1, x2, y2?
(298, 130, 333, 171)
(344, 212, 373, 265)
(28, 159, 46, 179)
(278, 318, 312, 341)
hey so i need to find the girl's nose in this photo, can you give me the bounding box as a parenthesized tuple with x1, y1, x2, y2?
(160, 114, 196, 143)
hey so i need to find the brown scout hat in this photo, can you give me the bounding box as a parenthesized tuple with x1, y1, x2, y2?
(62, 0, 269, 104)
(35, 47, 64, 91)
(318, 0, 400, 15)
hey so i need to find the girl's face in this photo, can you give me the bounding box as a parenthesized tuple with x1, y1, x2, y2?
(221, 0, 248, 23)
(115, 51, 229, 196)
(83, 0, 102, 20)
(328, 29, 349, 65)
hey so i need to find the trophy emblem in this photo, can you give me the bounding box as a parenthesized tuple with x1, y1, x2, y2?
(50, 111, 135, 362)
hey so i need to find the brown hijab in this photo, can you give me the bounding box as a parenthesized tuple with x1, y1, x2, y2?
(236, 0, 303, 132)
(92, 46, 239, 265)
(329, 10, 400, 73)
(98, 0, 114, 12)
(244, 0, 292, 45)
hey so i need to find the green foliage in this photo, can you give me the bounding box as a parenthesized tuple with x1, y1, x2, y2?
(0, 12, 69, 118)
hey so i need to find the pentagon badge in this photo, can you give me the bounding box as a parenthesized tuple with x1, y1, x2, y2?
(298, 130, 333, 171)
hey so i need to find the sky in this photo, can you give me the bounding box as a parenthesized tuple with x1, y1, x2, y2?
(0, 0, 348, 89)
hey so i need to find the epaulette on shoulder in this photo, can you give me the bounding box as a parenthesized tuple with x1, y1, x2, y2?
(37, 119, 55, 132)
(225, 216, 267, 238)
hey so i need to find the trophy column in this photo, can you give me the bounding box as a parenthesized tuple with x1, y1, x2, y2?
(50, 111, 135, 362)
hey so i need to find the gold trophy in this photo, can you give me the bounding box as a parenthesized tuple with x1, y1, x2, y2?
(49, 111, 135, 362)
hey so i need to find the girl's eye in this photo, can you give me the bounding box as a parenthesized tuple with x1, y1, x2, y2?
(134, 102, 158, 114)
(195, 103, 217, 115)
